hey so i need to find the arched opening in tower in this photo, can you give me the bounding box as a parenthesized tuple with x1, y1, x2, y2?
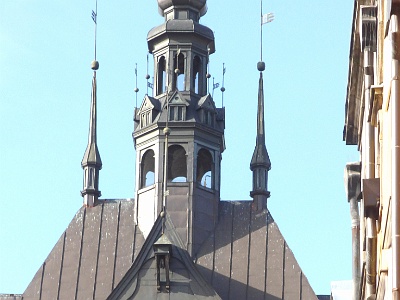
(174, 52, 185, 91)
(196, 148, 213, 188)
(193, 56, 201, 94)
(141, 149, 155, 188)
(168, 145, 187, 182)
(157, 56, 166, 95)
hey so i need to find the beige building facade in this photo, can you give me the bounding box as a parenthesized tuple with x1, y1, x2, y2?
(344, 1, 400, 299)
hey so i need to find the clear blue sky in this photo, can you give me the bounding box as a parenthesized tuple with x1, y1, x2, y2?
(0, 0, 358, 295)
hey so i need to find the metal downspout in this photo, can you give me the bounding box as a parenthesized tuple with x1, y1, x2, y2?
(364, 47, 377, 299)
(345, 162, 361, 300)
(366, 214, 377, 298)
(351, 197, 361, 300)
(391, 13, 400, 300)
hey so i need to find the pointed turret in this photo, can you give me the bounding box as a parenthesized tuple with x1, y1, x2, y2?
(250, 61, 271, 211)
(81, 60, 102, 207)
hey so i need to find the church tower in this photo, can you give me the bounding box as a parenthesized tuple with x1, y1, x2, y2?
(133, 0, 225, 257)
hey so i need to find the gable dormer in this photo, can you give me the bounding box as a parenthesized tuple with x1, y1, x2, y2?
(167, 90, 189, 121)
(197, 94, 216, 127)
(137, 95, 160, 128)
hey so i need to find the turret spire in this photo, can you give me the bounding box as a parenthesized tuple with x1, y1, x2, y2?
(81, 4, 102, 207)
(81, 61, 102, 207)
(250, 62, 271, 211)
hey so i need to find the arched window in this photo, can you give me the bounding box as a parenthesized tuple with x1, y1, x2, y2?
(193, 56, 201, 94)
(174, 52, 185, 91)
(141, 149, 155, 188)
(157, 56, 166, 95)
(168, 145, 187, 182)
(196, 148, 213, 188)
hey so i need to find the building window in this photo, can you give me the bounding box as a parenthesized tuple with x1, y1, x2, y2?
(157, 56, 166, 95)
(168, 145, 187, 182)
(141, 149, 155, 188)
(196, 148, 213, 188)
(202, 109, 214, 126)
(140, 111, 153, 128)
(169, 106, 186, 121)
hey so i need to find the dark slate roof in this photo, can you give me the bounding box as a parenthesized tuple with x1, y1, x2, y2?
(22, 199, 145, 300)
(196, 201, 318, 300)
(21, 199, 318, 300)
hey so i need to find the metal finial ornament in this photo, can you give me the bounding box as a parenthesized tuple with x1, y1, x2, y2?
(146, 53, 150, 95)
(135, 64, 139, 107)
(91, 60, 99, 71)
(257, 61, 266, 72)
(175, 47, 181, 77)
(161, 85, 171, 234)
(221, 63, 226, 107)
(207, 46, 211, 94)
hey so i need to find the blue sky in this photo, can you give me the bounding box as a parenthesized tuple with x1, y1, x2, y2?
(0, 0, 358, 295)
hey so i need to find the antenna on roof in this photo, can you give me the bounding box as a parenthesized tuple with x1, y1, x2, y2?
(260, 0, 274, 62)
(134, 64, 139, 107)
(221, 63, 226, 107)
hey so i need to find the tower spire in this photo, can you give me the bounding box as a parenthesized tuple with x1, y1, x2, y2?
(81, 4, 102, 207)
(250, 62, 271, 211)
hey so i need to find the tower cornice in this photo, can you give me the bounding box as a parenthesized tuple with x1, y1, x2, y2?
(157, 0, 207, 18)
(147, 19, 215, 54)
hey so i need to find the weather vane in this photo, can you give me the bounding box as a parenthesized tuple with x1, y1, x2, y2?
(260, 0, 274, 63)
(91, 0, 98, 62)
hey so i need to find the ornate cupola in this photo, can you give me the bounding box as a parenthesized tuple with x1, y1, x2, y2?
(133, 0, 225, 257)
(81, 60, 102, 207)
(147, 0, 214, 97)
(250, 61, 271, 211)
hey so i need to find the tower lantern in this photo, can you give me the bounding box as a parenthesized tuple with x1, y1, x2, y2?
(133, 0, 225, 257)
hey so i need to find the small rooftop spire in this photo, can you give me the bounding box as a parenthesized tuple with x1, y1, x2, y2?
(81, 3, 102, 207)
(81, 62, 102, 207)
(250, 62, 271, 211)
